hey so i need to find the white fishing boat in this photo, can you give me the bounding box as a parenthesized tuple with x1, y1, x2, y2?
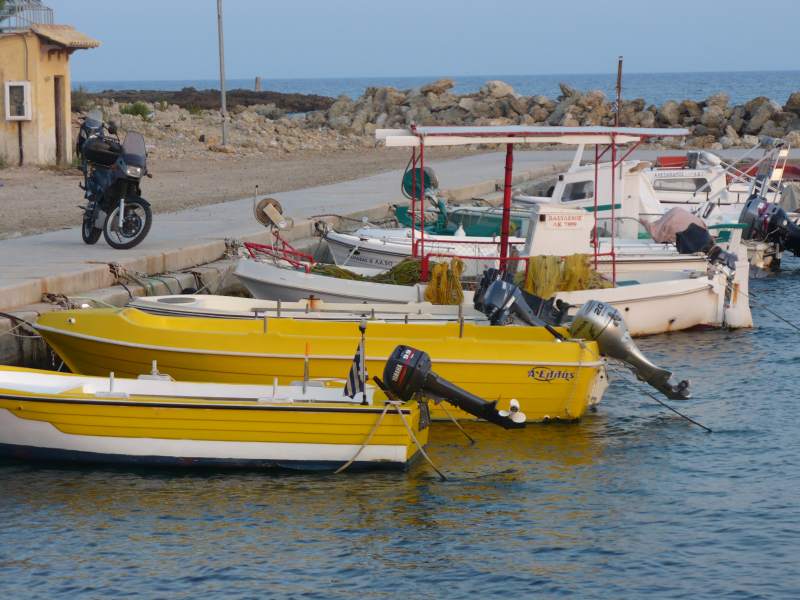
(324, 227, 525, 276)
(233, 126, 751, 335)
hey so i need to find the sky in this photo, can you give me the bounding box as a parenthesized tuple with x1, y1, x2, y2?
(47, 0, 800, 82)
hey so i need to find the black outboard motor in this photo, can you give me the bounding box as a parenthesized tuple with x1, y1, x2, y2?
(475, 269, 570, 329)
(383, 345, 526, 429)
(739, 194, 800, 256)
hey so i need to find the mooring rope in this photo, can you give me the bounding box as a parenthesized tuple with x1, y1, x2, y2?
(334, 402, 392, 474)
(392, 401, 448, 481)
(437, 402, 475, 445)
(607, 363, 712, 433)
(738, 287, 800, 334)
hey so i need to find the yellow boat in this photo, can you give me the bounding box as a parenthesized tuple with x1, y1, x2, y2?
(35, 308, 607, 422)
(0, 365, 427, 471)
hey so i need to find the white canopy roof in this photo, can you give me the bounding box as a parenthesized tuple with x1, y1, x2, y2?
(377, 125, 690, 147)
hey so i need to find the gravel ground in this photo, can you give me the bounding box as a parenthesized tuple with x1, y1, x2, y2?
(0, 146, 477, 239)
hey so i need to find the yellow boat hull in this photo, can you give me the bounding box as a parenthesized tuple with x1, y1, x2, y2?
(36, 308, 607, 422)
(0, 366, 426, 471)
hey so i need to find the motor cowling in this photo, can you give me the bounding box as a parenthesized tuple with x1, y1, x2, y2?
(383, 345, 526, 428)
(474, 268, 570, 328)
(569, 300, 690, 400)
(739, 196, 800, 256)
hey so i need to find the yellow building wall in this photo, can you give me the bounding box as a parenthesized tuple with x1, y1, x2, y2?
(0, 31, 73, 166)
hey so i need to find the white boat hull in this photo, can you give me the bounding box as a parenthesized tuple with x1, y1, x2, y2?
(235, 259, 752, 336)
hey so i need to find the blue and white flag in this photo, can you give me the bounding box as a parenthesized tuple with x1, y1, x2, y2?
(344, 342, 367, 399)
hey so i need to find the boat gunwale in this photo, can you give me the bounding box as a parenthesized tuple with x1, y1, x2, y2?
(0, 392, 414, 414)
(33, 323, 603, 368)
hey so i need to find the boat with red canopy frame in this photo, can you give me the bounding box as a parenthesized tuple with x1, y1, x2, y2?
(377, 124, 691, 284)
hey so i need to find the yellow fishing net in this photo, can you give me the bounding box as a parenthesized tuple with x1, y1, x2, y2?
(521, 254, 611, 298)
(423, 258, 465, 305)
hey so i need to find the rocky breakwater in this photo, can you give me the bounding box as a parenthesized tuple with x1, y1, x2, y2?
(318, 79, 800, 149)
(82, 80, 800, 159)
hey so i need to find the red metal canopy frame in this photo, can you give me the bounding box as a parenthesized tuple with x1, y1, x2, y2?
(388, 125, 689, 283)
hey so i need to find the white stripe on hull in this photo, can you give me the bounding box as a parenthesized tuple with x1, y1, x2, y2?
(0, 409, 410, 464)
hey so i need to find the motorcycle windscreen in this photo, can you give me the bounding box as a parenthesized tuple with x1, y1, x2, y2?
(122, 132, 147, 168)
(84, 109, 103, 129)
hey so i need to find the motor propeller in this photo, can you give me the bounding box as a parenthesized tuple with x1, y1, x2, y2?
(382, 345, 526, 428)
(569, 301, 691, 400)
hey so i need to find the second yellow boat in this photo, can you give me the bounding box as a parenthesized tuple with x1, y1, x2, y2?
(35, 308, 607, 422)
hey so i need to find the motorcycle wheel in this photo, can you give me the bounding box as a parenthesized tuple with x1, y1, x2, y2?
(81, 212, 102, 244)
(103, 198, 152, 250)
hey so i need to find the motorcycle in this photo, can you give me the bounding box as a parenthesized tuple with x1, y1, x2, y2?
(75, 110, 153, 249)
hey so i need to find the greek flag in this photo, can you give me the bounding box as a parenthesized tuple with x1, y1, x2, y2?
(344, 341, 367, 399)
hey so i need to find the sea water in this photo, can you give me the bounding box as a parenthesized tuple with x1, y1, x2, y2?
(1, 262, 799, 597)
(75, 70, 800, 106)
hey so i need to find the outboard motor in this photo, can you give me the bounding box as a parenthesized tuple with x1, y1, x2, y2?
(570, 301, 690, 400)
(474, 269, 570, 329)
(472, 276, 691, 401)
(383, 345, 526, 429)
(739, 194, 800, 256)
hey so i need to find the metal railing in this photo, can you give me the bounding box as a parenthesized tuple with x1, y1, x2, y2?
(0, 1, 54, 32)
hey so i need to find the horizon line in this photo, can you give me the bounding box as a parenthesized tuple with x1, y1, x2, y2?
(73, 67, 800, 84)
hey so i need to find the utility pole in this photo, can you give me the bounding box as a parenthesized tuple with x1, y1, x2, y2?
(615, 55, 623, 127)
(216, 0, 228, 146)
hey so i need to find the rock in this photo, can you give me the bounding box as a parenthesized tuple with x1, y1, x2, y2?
(745, 96, 772, 114)
(709, 142, 724, 150)
(719, 136, 735, 149)
(741, 134, 760, 146)
(327, 95, 354, 117)
(784, 92, 800, 114)
(759, 120, 785, 138)
(638, 110, 656, 128)
(705, 92, 729, 109)
(658, 100, 681, 126)
(481, 80, 515, 98)
(530, 95, 556, 111)
(420, 78, 455, 95)
(208, 143, 235, 154)
(458, 97, 477, 112)
(724, 125, 741, 144)
(529, 105, 549, 122)
(558, 83, 580, 100)
(680, 100, 702, 119)
(745, 99, 780, 133)
(427, 92, 458, 112)
(785, 130, 800, 146)
(578, 90, 606, 110)
(700, 105, 725, 129)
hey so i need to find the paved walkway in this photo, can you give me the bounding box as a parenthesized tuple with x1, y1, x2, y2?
(0, 150, 571, 310)
(2, 146, 796, 311)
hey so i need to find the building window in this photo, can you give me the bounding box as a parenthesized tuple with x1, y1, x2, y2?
(562, 180, 594, 201)
(653, 177, 709, 192)
(4, 81, 33, 121)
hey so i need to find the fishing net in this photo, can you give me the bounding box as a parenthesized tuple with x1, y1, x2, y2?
(521, 254, 611, 298)
(423, 259, 465, 305)
(311, 257, 465, 304)
(311, 258, 423, 285)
